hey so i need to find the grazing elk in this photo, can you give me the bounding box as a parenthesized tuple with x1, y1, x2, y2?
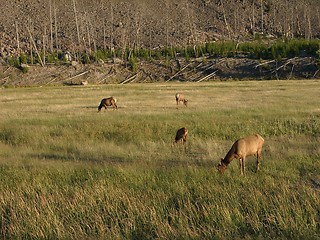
(175, 93, 188, 107)
(217, 134, 264, 175)
(98, 97, 118, 112)
(174, 127, 188, 144)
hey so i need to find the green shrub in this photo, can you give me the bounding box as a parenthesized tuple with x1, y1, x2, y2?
(20, 65, 29, 73)
(129, 54, 138, 72)
(19, 54, 28, 64)
(7, 56, 20, 67)
(81, 51, 90, 64)
(316, 49, 320, 66)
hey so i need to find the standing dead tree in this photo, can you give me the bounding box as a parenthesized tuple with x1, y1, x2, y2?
(220, 0, 232, 39)
(54, 3, 59, 53)
(72, 0, 81, 47)
(15, 21, 20, 55)
(26, 21, 44, 67)
(49, 0, 54, 52)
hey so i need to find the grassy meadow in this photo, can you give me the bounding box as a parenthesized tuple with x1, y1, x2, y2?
(0, 80, 319, 239)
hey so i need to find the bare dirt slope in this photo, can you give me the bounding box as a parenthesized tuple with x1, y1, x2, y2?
(1, 0, 320, 55)
(0, 56, 318, 87)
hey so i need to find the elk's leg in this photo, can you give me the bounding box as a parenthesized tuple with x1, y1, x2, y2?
(238, 157, 243, 175)
(183, 139, 187, 152)
(242, 157, 246, 175)
(256, 151, 261, 172)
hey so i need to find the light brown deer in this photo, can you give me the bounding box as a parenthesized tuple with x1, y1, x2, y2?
(175, 93, 188, 107)
(217, 134, 264, 175)
(98, 97, 118, 112)
(174, 127, 188, 144)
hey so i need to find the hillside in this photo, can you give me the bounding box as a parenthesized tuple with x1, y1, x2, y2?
(0, 0, 320, 85)
(1, 0, 320, 53)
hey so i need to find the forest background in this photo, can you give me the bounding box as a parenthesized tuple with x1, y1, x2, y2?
(0, 0, 320, 85)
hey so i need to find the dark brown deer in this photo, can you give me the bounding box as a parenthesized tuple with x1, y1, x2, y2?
(175, 93, 188, 107)
(174, 127, 188, 144)
(98, 97, 118, 112)
(217, 134, 264, 175)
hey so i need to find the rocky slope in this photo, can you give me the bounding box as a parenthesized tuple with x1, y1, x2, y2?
(0, 0, 319, 85)
(1, 0, 320, 55)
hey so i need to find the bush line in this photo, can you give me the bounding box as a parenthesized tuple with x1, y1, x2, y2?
(6, 39, 320, 67)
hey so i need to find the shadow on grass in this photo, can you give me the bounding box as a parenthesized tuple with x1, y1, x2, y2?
(29, 152, 129, 164)
(78, 106, 125, 110)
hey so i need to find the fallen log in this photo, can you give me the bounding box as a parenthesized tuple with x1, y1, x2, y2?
(166, 63, 192, 82)
(65, 71, 89, 82)
(120, 73, 138, 84)
(196, 70, 218, 82)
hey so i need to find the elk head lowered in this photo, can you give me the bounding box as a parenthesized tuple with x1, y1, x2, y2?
(98, 97, 118, 112)
(175, 93, 188, 107)
(217, 134, 264, 175)
(174, 127, 188, 144)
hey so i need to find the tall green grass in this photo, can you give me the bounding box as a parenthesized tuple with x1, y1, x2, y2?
(0, 81, 319, 239)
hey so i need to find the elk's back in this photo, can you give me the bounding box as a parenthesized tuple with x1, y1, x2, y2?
(235, 134, 264, 156)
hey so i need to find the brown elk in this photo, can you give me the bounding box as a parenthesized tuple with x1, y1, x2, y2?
(174, 127, 188, 144)
(217, 134, 264, 175)
(175, 93, 188, 107)
(98, 97, 118, 112)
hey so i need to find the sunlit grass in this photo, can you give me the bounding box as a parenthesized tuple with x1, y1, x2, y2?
(0, 80, 319, 239)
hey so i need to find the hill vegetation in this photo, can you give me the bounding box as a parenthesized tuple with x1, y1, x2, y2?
(1, 0, 320, 56)
(0, 0, 320, 84)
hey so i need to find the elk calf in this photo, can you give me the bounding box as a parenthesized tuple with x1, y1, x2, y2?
(98, 97, 118, 112)
(175, 93, 188, 107)
(217, 134, 264, 175)
(174, 127, 188, 144)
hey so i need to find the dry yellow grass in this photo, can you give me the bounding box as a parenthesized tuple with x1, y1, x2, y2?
(0, 80, 319, 239)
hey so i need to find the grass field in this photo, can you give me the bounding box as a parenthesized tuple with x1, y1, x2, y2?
(0, 80, 319, 239)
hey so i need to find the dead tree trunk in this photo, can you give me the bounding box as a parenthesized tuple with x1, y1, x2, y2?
(15, 21, 20, 55)
(49, 0, 53, 52)
(54, 5, 59, 53)
(72, 0, 81, 46)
